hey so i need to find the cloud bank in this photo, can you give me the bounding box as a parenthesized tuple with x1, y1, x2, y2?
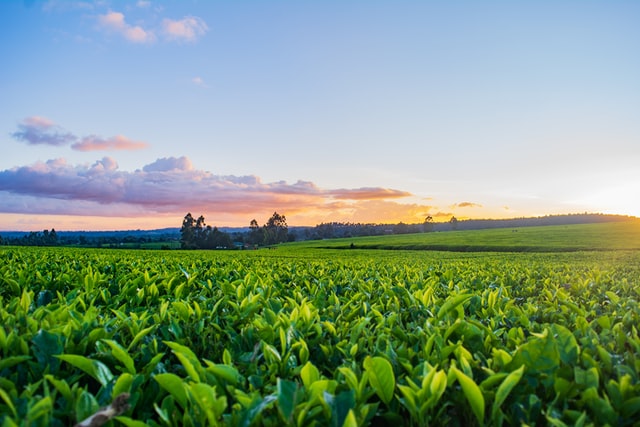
(0, 157, 419, 223)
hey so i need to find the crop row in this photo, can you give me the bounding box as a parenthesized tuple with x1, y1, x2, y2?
(0, 247, 639, 426)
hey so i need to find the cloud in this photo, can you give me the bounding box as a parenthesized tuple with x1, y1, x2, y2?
(98, 11, 156, 43)
(142, 156, 193, 172)
(192, 76, 210, 88)
(162, 16, 208, 42)
(330, 187, 412, 200)
(11, 116, 149, 152)
(11, 116, 77, 146)
(72, 135, 150, 151)
(0, 157, 425, 225)
(453, 202, 483, 208)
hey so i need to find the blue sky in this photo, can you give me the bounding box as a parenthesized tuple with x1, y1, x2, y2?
(1, 0, 639, 230)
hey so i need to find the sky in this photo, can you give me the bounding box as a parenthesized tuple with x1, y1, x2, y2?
(1, 0, 639, 231)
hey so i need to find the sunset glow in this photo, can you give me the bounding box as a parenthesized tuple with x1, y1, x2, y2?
(1, 1, 638, 231)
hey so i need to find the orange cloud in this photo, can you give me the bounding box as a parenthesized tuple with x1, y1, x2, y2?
(329, 187, 412, 200)
(453, 202, 483, 208)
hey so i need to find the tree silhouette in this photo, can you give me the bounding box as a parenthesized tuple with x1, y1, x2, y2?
(264, 212, 288, 245)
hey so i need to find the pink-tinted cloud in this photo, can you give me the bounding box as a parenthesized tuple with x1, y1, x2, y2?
(0, 157, 425, 225)
(98, 11, 156, 43)
(72, 135, 150, 151)
(162, 16, 208, 42)
(11, 116, 77, 146)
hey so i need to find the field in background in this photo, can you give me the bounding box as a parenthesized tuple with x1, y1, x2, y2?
(1, 221, 639, 426)
(288, 220, 640, 252)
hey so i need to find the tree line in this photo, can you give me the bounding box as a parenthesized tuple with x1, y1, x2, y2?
(2, 213, 631, 249)
(180, 211, 291, 249)
(0, 229, 59, 246)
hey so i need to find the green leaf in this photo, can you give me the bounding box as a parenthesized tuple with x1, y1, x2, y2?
(114, 416, 148, 427)
(204, 361, 241, 386)
(189, 383, 227, 424)
(363, 356, 395, 405)
(45, 375, 72, 403)
(154, 373, 187, 409)
(342, 409, 358, 427)
(452, 365, 485, 425)
(491, 365, 524, 419)
(165, 341, 202, 382)
(621, 396, 640, 418)
(113, 373, 134, 399)
(27, 396, 52, 422)
(0, 387, 17, 418)
(510, 329, 559, 373)
(300, 361, 320, 388)
(32, 330, 63, 371)
(236, 394, 277, 427)
(75, 390, 99, 423)
(56, 354, 114, 387)
(277, 378, 299, 423)
(436, 294, 472, 321)
(550, 324, 579, 365)
(329, 389, 356, 427)
(102, 339, 136, 375)
(128, 326, 155, 351)
(0, 356, 31, 371)
(429, 370, 448, 403)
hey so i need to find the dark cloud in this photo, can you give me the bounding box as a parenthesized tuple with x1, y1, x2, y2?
(11, 117, 76, 146)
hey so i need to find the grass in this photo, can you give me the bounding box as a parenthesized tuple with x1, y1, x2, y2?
(284, 220, 640, 252)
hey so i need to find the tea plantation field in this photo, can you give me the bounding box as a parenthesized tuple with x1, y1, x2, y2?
(1, 221, 640, 426)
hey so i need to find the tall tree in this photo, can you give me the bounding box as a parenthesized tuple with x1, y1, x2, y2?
(195, 215, 207, 247)
(180, 213, 196, 248)
(424, 215, 434, 232)
(264, 211, 288, 245)
(248, 219, 263, 246)
(449, 216, 459, 230)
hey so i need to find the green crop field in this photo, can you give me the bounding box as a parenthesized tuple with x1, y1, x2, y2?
(1, 221, 640, 426)
(292, 221, 640, 252)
